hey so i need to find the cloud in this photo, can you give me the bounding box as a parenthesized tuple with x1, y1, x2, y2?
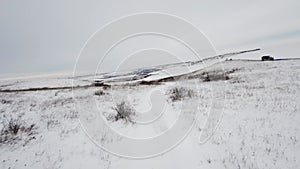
(0, 0, 299, 76)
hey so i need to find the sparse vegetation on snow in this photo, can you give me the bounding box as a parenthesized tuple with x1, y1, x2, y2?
(167, 87, 194, 101)
(110, 101, 136, 123)
(0, 56, 299, 169)
(0, 118, 36, 146)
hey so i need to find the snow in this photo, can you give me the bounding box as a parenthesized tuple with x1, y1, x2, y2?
(0, 57, 299, 168)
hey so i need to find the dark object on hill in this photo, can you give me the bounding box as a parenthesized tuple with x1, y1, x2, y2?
(261, 55, 274, 61)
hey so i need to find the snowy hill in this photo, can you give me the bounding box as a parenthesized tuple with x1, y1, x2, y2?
(0, 53, 299, 168)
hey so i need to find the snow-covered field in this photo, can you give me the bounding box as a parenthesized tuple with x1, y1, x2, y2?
(0, 58, 299, 169)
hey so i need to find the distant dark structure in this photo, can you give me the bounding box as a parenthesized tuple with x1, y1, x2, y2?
(261, 55, 274, 61)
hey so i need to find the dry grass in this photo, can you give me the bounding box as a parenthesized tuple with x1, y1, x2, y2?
(107, 101, 136, 123)
(167, 87, 194, 102)
(94, 90, 106, 96)
(0, 118, 36, 146)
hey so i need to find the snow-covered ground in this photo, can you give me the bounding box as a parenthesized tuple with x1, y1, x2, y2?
(0, 58, 299, 169)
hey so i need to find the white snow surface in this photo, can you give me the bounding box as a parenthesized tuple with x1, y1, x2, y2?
(0, 58, 299, 169)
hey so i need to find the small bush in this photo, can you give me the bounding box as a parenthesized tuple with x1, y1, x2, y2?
(167, 87, 194, 102)
(0, 119, 36, 146)
(202, 72, 229, 82)
(94, 90, 106, 96)
(202, 68, 239, 82)
(111, 101, 135, 123)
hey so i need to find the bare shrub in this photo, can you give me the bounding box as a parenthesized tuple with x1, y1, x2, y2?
(202, 68, 239, 82)
(110, 101, 135, 123)
(167, 87, 194, 102)
(0, 119, 36, 146)
(202, 72, 229, 82)
(46, 119, 60, 130)
(94, 90, 106, 96)
(63, 111, 78, 119)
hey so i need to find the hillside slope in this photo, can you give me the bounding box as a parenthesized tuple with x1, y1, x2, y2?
(0, 59, 299, 169)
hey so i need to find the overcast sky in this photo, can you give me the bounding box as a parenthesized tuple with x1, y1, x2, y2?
(1, 0, 300, 77)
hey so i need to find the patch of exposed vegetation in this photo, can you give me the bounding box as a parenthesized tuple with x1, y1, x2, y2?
(106, 101, 136, 123)
(167, 87, 194, 102)
(0, 118, 37, 146)
(201, 68, 240, 82)
(202, 72, 229, 82)
(94, 90, 107, 96)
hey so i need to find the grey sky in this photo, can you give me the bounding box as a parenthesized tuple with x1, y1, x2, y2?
(0, 0, 300, 76)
